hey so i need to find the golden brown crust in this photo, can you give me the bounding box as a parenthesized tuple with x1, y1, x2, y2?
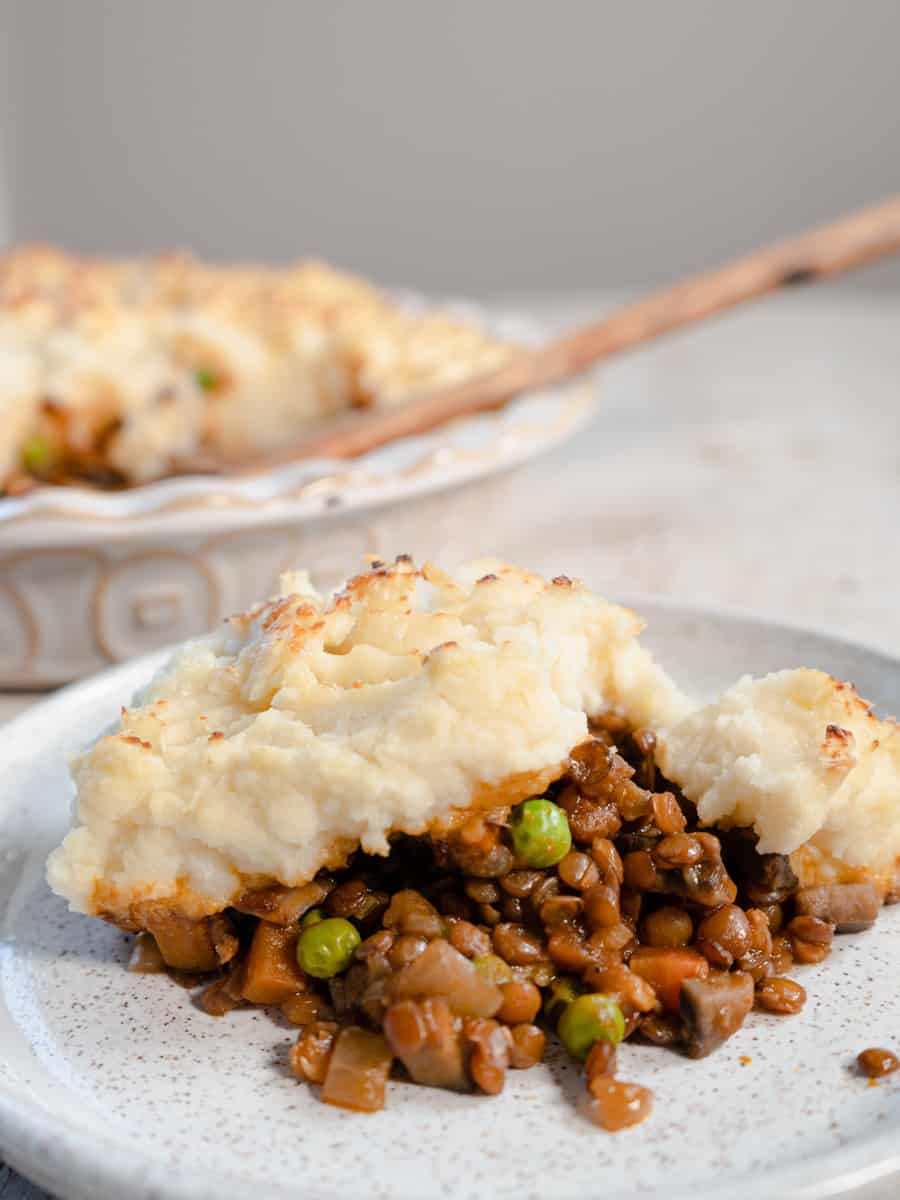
(468, 764, 567, 811)
(821, 723, 857, 772)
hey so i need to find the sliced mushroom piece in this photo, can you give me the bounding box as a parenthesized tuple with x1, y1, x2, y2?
(198, 962, 246, 1016)
(680, 971, 754, 1059)
(209, 914, 240, 965)
(794, 883, 882, 933)
(722, 832, 798, 904)
(232, 880, 331, 924)
(389, 939, 502, 1018)
(748, 852, 799, 903)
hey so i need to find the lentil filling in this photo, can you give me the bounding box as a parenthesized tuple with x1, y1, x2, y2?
(128, 716, 888, 1131)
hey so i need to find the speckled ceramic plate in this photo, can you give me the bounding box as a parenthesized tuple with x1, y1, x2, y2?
(1, 600, 899, 1200)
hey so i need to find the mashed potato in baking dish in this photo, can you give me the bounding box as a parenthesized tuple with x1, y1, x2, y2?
(0, 247, 514, 489)
(47, 558, 691, 923)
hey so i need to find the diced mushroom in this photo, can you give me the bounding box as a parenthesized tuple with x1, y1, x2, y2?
(679, 971, 754, 1059)
(232, 880, 330, 924)
(290, 1020, 338, 1083)
(390, 940, 502, 1018)
(723, 833, 798, 904)
(241, 921, 308, 1005)
(383, 996, 468, 1091)
(382, 890, 445, 938)
(794, 883, 882, 933)
(209, 914, 240, 965)
(321, 1027, 393, 1112)
(198, 963, 246, 1016)
(748, 853, 799, 903)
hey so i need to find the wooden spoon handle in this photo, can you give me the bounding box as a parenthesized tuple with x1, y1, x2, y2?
(230, 195, 900, 470)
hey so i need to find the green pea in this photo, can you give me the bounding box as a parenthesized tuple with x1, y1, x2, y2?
(296, 916, 360, 979)
(195, 366, 221, 392)
(557, 993, 625, 1061)
(544, 975, 584, 1021)
(21, 434, 54, 474)
(472, 954, 514, 985)
(509, 798, 572, 868)
(300, 907, 325, 928)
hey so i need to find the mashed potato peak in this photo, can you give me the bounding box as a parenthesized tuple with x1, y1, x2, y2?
(47, 557, 689, 919)
(658, 668, 900, 868)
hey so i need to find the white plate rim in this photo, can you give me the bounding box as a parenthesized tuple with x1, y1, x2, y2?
(1, 599, 899, 1200)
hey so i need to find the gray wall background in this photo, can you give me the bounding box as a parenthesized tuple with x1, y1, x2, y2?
(2, 0, 899, 292)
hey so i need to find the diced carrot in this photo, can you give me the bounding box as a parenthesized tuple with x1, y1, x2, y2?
(628, 946, 709, 1012)
(242, 921, 308, 1005)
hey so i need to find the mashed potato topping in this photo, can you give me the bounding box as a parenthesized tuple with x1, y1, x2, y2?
(658, 668, 900, 870)
(47, 558, 689, 921)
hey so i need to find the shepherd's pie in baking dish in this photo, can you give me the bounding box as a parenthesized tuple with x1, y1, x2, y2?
(0, 247, 512, 493)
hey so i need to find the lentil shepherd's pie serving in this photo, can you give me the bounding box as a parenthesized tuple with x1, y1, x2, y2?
(47, 558, 900, 1130)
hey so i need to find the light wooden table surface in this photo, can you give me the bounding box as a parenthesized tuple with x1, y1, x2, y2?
(2, 286, 899, 1198)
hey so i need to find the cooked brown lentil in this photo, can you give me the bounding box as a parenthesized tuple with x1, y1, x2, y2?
(756, 976, 807, 1014)
(388, 934, 429, 969)
(650, 791, 686, 835)
(558, 850, 600, 891)
(654, 833, 704, 868)
(588, 1080, 654, 1131)
(539, 894, 583, 927)
(547, 928, 596, 971)
(695, 904, 752, 968)
(499, 870, 542, 898)
(508, 1022, 546, 1069)
(290, 1021, 338, 1084)
(492, 923, 546, 966)
(585, 1038, 618, 1085)
(497, 980, 542, 1024)
(582, 884, 620, 929)
(465, 1018, 510, 1095)
(446, 918, 492, 959)
(590, 838, 625, 885)
(640, 906, 693, 948)
(787, 914, 834, 965)
(637, 1011, 683, 1047)
(857, 1048, 900, 1078)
